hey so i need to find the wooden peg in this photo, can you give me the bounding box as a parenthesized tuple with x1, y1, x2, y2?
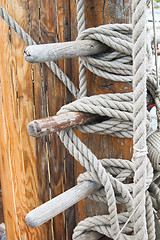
(27, 112, 104, 137)
(25, 181, 101, 228)
(24, 40, 108, 63)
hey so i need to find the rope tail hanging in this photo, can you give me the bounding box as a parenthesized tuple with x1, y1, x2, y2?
(1, 0, 160, 239)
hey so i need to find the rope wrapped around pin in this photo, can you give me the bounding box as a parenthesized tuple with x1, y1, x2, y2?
(76, 24, 153, 83)
(57, 69, 158, 239)
(77, 157, 153, 205)
(57, 128, 133, 239)
(57, 92, 134, 138)
(66, 143, 153, 239)
(57, 92, 151, 138)
(57, 70, 160, 175)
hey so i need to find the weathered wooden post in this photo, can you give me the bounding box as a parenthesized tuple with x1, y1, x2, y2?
(0, 0, 132, 239)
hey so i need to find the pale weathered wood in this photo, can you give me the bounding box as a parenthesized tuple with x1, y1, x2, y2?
(28, 0, 55, 238)
(27, 112, 103, 137)
(24, 40, 108, 63)
(25, 181, 101, 228)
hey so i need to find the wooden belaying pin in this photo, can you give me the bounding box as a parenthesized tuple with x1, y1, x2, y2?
(27, 112, 103, 137)
(24, 40, 108, 63)
(25, 181, 101, 228)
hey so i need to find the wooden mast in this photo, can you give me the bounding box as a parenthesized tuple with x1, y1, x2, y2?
(0, 0, 132, 239)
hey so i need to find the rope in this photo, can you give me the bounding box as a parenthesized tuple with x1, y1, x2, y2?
(0, 2, 159, 240)
(77, 157, 153, 203)
(151, 0, 159, 88)
(132, 0, 148, 238)
(0, 6, 79, 99)
(77, 24, 153, 83)
(147, 130, 160, 171)
(76, 0, 87, 97)
(131, 0, 156, 239)
(58, 129, 132, 239)
(73, 212, 134, 239)
(57, 87, 152, 138)
(77, 24, 133, 82)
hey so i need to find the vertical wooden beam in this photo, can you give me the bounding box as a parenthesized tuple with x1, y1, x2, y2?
(27, 1, 54, 239)
(0, 0, 48, 239)
(0, 0, 132, 240)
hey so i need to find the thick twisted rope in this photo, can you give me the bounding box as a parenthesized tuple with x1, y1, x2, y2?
(132, 0, 148, 239)
(146, 191, 156, 239)
(147, 130, 160, 171)
(57, 72, 158, 138)
(73, 212, 134, 239)
(58, 129, 132, 239)
(77, 157, 153, 204)
(78, 24, 133, 82)
(77, 23, 153, 83)
(58, 92, 134, 121)
(57, 91, 152, 138)
(76, 0, 87, 97)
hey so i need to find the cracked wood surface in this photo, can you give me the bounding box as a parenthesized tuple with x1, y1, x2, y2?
(0, 1, 132, 239)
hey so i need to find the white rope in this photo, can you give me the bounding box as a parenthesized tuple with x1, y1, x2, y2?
(57, 91, 152, 137)
(76, 0, 87, 97)
(132, 0, 149, 239)
(115, 200, 143, 240)
(58, 129, 130, 239)
(146, 191, 156, 239)
(77, 157, 153, 203)
(73, 213, 134, 239)
(77, 23, 153, 82)
(151, 0, 159, 88)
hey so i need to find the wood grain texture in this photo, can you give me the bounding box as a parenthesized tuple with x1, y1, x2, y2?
(25, 181, 101, 228)
(27, 112, 103, 137)
(0, 0, 132, 239)
(24, 40, 108, 63)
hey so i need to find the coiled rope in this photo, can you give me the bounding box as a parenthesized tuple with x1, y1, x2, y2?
(1, 1, 160, 239)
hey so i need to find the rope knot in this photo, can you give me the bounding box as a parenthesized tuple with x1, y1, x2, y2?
(133, 146, 148, 160)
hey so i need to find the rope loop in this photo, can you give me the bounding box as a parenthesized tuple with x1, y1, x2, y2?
(57, 75, 158, 137)
(133, 146, 148, 160)
(76, 24, 153, 83)
(77, 24, 133, 82)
